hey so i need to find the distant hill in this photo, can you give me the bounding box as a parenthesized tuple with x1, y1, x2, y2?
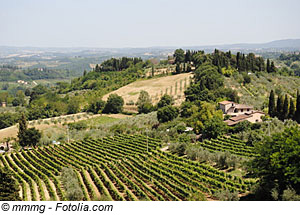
(186, 39, 300, 52)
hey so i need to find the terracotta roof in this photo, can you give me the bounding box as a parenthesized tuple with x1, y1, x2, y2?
(224, 120, 241, 126)
(229, 114, 251, 122)
(219, 101, 234, 105)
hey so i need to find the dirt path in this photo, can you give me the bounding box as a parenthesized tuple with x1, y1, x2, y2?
(49, 179, 60, 201)
(76, 170, 91, 201)
(83, 169, 101, 200)
(25, 182, 32, 201)
(0, 112, 131, 142)
(40, 180, 50, 201)
(33, 181, 40, 201)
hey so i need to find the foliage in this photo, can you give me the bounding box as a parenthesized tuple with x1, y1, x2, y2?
(248, 126, 300, 198)
(61, 167, 83, 201)
(136, 90, 153, 114)
(0, 112, 19, 129)
(202, 116, 227, 139)
(157, 106, 179, 123)
(103, 94, 124, 114)
(185, 102, 223, 134)
(87, 99, 106, 114)
(157, 94, 174, 109)
(21, 128, 42, 147)
(214, 189, 239, 201)
(0, 168, 20, 200)
(17, 113, 41, 147)
(173, 49, 185, 64)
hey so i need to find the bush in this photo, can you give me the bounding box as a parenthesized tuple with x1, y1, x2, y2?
(103, 94, 124, 114)
(61, 167, 83, 201)
(157, 105, 179, 123)
(214, 189, 239, 201)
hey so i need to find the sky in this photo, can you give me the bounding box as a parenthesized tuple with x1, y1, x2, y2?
(0, 0, 300, 48)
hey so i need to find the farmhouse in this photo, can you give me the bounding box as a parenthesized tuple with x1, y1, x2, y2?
(219, 100, 265, 126)
(219, 100, 254, 116)
(224, 111, 265, 126)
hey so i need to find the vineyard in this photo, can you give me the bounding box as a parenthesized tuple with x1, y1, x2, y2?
(198, 136, 256, 157)
(0, 134, 255, 201)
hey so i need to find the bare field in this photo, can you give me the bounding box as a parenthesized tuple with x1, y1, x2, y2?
(103, 73, 193, 108)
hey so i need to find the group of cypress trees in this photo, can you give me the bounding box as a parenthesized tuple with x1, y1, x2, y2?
(268, 90, 300, 122)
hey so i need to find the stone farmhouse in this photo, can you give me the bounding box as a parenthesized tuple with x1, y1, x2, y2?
(219, 101, 265, 126)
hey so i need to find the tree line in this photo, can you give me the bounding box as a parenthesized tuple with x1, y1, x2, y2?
(268, 89, 300, 122)
(173, 48, 277, 73)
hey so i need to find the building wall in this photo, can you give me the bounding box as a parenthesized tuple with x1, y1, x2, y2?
(246, 113, 264, 123)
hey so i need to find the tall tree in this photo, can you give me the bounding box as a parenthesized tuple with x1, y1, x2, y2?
(295, 93, 300, 123)
(266, 59, 270, 73)
(276, 95, 284, 120)
(175, 63, 181, 74)
(17, 113, 28, 147)
(174, 49, 185, 64)
(268, 90, 276, 117)
(283, 94, 289, 120)
(288, 98, 295, 119)
(270, 61, 276, 73)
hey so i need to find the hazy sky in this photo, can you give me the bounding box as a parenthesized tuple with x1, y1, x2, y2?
(0, 0, 299, 48)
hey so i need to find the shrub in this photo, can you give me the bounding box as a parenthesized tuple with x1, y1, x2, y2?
(157, 105, 179, 123)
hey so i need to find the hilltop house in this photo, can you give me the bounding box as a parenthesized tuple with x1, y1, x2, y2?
(219, 101, 265, 126)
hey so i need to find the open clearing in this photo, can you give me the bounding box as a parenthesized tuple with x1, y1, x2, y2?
(103, 73, 193, 111)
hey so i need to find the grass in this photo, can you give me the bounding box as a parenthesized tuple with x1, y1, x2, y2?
(102, 72, 193, 106)
(225, 73, 300, 110)
(73, 115, 119, 127)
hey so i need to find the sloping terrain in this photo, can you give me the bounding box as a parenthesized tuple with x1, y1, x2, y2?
(225, 73, 300, 110)
(103, 73, 193, 111)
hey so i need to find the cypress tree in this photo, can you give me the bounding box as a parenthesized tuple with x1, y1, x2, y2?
(266, 59, 270, 73)
(276, 95, 284, 120)
(268, 90, 276, 117)
(288, 98, 295, 119)
(283, 94, 289, 120)
(295, 94, 300, 123)
(270, 61, 276, 73)
(17, 113, 28, 147)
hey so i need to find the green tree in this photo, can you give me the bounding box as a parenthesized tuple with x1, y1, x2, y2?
(187, 102, 223, 134)
(174, 49, 185, 64)
(242, 73, 251, 85)
(67, 99, 80, 114)
(17, 113, 28, 147)
(87, 99, 106, 114)
(136, 90, 153, 114)
(248, 126, 300, 199)
(157, 94, 174, 109)
(276, 95, 284, 120)
(175, 63, 181, 74)
(288, 98, 295, 119)
(157, 105, 179, 123)
(268, 90, 276, 117)
(0, 168, 20, 200)
(295, 94, 300, 123)
(103, 94, 124, 114)
(202, 116, 227, 139)
(266, 59, 270, 73)
(22, 127, 41, 147)
(283, 94, 289, 120)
